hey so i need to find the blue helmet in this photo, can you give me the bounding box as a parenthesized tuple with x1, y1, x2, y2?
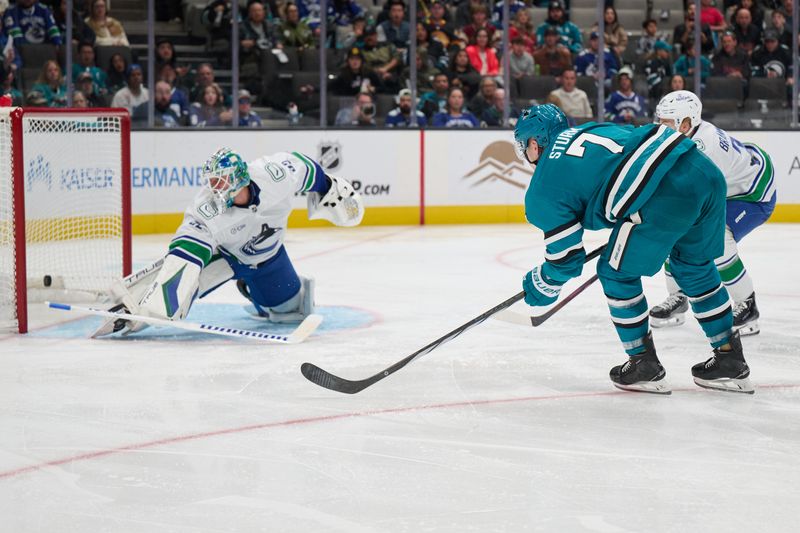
(514, 104, 568, 162)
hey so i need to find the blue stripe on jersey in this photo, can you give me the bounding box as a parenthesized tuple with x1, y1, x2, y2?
(168, 248, 204, 269)
(171, 234, 213, 252)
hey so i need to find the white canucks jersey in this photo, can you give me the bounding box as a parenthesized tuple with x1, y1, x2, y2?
(167, 151, 325, 270)
(691, 121, 776, 203)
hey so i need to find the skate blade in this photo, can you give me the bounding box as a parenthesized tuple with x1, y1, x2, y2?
(612, 381, 672, 395)
(650, 315, 686, 328)
(733, 321, 760, 336)
(693, 376, 755, 394)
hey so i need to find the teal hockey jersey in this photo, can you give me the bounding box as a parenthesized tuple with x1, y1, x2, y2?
(525, 122, 696, 283)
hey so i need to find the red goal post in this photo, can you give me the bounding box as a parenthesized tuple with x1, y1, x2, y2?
(0, 108, 131, 333)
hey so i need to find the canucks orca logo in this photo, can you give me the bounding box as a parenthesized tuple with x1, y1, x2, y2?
(240, 223, 282, 256)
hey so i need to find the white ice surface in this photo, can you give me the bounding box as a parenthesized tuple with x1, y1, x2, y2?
(1, 224, 799, 532)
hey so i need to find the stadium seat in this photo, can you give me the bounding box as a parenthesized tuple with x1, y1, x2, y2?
(19, 44, 57, 68)
(95, 46, 133, 72)
(576, 76, 598, 101)
(375, 93, 396, 118)
(518, 75, 557, 100)
(300, 48, 342, 72)
(704, 77, 745, 113)
(748, 77, 786, 101)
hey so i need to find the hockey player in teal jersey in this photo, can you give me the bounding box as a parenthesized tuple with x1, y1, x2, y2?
(515, 103, 754, 394)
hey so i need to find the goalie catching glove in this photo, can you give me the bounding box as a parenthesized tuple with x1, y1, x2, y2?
(307, 175, 365, 227)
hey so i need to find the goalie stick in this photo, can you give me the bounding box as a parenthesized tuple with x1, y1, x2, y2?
(46, 302, 323, 344)
(300, 244, 606, 394)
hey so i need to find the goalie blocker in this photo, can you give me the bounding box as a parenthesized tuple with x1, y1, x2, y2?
(94, 148, 364, 337)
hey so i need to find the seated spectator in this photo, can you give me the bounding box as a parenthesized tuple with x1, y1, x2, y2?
(731, 8, 761, 55)
(509, 36, 535, 79)
(636, 19, 667, 57)
(385, 88, 427, 127)
(548, 68, 592, 120)
(157, 63, 190, 122)
(402, 50, 440, 94)
(575, 31, 619, 88)
(189, 63, 230, 105)
(237, 89, 262, 127)
(329, 0, 364, 49)
(202, 0, 234, 52)
(72, 42, 108, 96)
(605, 67, 647, 124)
(189, 83, 232, 127)
(361, 26, 403, 93)
(377, 0, 409, 49)
(674, 38, 711, 83)
(72, 89, 89, 108)
(329, 47, 380, 96)
(154, 80, 182, 127)
(240, 0, 278, 96)
(673, 3, 714, 55)
(432, 87, 480, 127)
(592, 6, 627, 61)
(1, 69, 23, 106)
(507, 7, 536, 54)
(750, 29, 791, 79)
(31, 59, 66, 107)
(455, 0, 484, 29)
(0, 16, 21, 73)
(425, 1, 457, 51)
(156, 39, 190, 80)
(534, 26, 572, 76)
(334, 91, 377, 127)
(700, 0, 727, 32)
(491, 0, 526, 30)
(111, 64, 148, 115)
(535, 0, 582, 55)
(644, 41, 673, 102)
(712, 31, 750, 80)
(481, 88, 518, 127)
(461, 4, 497, 47)
(416, 22, 447, 71)
(85, 0, 129, 46)
(338, 14, 367, 51)
(105, 52, 128, 94)
(466, 28, 500, 78)
(670, 74, 687, 92)
(727, 0, 764, 29)
(468, 76, 497, 117)
(54, 0, 95, 45)
(447, 48, 481, 98)
(770, 9, 793, 48)
(279, 2, 315, 49)
(4, 0, 62, 45)
(75, 71, 107, 107)
(419, 72, 449, 119)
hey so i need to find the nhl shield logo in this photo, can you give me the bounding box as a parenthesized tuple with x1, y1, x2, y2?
(318, 141, 342, 171)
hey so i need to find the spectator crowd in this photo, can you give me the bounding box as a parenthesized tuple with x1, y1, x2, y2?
(0, 0, 796, 128)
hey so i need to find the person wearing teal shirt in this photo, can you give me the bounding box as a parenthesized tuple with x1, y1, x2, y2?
(514, 104, 754, 395)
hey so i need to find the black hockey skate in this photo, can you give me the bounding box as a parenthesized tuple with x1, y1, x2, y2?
(610, 332, 671, 395)
(732, 292, 760, 336)
(691, 331, 754, 394)
(649, 293, 688, 328)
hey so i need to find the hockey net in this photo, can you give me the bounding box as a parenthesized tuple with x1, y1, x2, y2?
(0, 108, 131, 333)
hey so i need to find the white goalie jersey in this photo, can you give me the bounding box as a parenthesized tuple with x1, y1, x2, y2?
(690, 121, 775, 203)
(173, 151, 328, 269)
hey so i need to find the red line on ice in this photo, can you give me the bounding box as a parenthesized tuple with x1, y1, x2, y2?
(1, 384, 797, 481)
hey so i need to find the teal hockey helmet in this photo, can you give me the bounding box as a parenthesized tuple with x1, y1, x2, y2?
(514, 104, 568, 163)
(201, 147, 250, 211)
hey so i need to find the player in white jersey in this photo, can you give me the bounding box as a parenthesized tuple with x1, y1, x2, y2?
(95, 147, 364, 336)
(648, 90, 776, 335)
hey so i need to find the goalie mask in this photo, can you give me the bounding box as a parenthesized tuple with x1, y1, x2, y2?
(201, 148, 251, 211)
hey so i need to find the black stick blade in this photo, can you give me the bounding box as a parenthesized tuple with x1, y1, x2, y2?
(301, 362, 372, 394)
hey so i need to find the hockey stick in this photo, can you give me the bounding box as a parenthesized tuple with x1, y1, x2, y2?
(46, 302, 323, 344)
(301, 245, 606, 394)
(493, 273, 600, 327)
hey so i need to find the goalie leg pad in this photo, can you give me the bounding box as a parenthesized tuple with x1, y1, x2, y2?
(139, 253, 202, 321)
(199, 255, 234, 298)
(307, 175, 365, 227)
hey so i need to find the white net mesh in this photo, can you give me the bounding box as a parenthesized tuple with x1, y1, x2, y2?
(0, 109, 128, 332)
(0, 111, 15, 330)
